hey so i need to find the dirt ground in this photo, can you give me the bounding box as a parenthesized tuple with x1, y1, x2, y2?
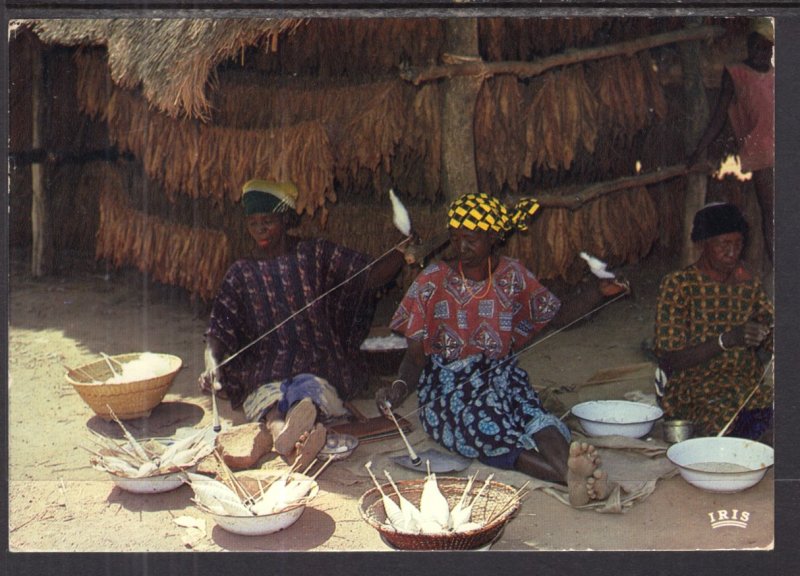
(7, 249, 774, 555)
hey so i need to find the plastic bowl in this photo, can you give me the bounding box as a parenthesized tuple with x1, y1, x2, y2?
(666, 437, 773, 493)
(571, 400, 663, 438)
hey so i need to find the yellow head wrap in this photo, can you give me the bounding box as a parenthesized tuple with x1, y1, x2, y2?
(241, 179, 298, 215)
(447, 193, 541, 234)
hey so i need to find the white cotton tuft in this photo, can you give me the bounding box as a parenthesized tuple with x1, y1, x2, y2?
(579, 251, 616, 279)
(389, 189, 412, 236)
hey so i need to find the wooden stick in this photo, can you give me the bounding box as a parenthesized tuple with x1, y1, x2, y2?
(385, 407, 421, 466)
(301, 458, 318, 477)
(63, 364, 96, 382)
(310, 456, 334, 480)
(211, 387, 221, 432)
(523, 164, 688, 211)
(468, 473, 495, 509)
(718, 358, 774, 437)
(107, 406, 151, 461)
(85, 429, 143, 463)
(344, 401, 368, 423)
(402, 26, 724, 85)
(486, 482, 529, 526)
(100, 352, 123, 377)
(213, 450, 254, 505)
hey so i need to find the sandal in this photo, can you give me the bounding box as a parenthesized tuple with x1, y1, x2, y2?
(273, 397, 317, 456)
(289, 423, 327, 472)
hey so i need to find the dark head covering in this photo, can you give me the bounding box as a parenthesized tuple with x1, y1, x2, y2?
(241, 179, 298, 215)
(691, 202, 749, 242)
(751, 17, 774, 43)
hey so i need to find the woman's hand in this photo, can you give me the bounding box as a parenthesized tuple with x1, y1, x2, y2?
(198, 343, 225, 395)
(198, 367, 223, 394)
(722, 322, 771, 349)
(375, 379, 408, 416)
(400, 231, 450, 268)
(598, 277, 631, 298)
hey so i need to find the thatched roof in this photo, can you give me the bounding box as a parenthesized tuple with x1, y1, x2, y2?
(30, 18, 305, 120)
(13, 16, 755, 299)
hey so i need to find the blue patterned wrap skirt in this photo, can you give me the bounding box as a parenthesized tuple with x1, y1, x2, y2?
(417, 353, 570, 469)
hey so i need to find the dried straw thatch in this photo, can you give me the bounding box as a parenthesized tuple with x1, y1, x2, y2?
(15, 16, 755, 297)
(73, 49, 442, 214)
(31, 18, 305, 120)
(96, 181, 230, 301)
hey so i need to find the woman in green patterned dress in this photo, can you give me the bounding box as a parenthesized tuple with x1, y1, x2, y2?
(654, 203, 773, 440)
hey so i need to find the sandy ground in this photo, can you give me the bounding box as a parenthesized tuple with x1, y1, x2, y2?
(7, 250, 775, 555)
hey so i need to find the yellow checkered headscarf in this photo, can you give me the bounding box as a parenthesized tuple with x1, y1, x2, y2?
(447, 193, 541, 233)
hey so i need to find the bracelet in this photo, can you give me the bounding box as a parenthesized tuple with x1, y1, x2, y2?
(391, 379, 408, 398)
(718, 333, 729, 351)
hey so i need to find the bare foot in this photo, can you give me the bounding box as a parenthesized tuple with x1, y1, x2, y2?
(286, 423, 327, 472)
(586, 469, 612, 501)
(273, 398, 317, 456)
(567, 441, 610, 506)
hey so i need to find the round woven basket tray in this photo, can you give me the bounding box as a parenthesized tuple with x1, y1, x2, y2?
(66, 353, 182, 421)
(358, 476, 521, 550)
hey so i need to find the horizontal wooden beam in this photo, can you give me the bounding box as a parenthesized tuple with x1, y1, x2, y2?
(401, 25, 724, 85)
(534, 163, 690, 210)
(10, 147, 135, 167)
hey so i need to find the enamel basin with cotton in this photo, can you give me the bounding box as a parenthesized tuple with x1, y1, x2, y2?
(667, 437, 773, 493)
(195, 471, 319, 536)
(571, 400, 663, 438)
(210, 503, 309, 536)
(109, 471, 185, 494)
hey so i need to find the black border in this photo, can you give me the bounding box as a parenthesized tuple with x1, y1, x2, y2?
(2, 3, 799, 575)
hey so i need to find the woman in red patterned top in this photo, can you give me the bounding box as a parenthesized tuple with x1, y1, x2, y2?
(377, 193, 629, 506)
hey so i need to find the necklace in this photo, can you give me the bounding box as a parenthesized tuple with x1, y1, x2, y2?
(458, 257, 493, 302)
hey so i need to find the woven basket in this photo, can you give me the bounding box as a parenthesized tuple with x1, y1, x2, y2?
(358, 476, 521, 550)
(66, 353, 182, 420)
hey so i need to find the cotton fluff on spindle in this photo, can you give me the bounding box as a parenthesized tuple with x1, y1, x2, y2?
(579, 252, 616, 279)
(389, 189, 412, 236)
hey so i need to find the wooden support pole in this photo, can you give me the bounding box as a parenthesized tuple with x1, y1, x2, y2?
(441, 18, 481, 203)
(678, 19, 710, 267)
(402, 25, 724, 85)
(30, 44, 52, 278)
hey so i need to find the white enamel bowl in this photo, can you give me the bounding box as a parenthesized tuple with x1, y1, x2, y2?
(102, 438, 197, 494)
(209, 503, 310, 536)
(108, 471, 185, 494)
(317, 432, 359, 462)
(201, 472, 319, 536)
(571, 400, 663, 438)
(666, 437, 774, 493)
